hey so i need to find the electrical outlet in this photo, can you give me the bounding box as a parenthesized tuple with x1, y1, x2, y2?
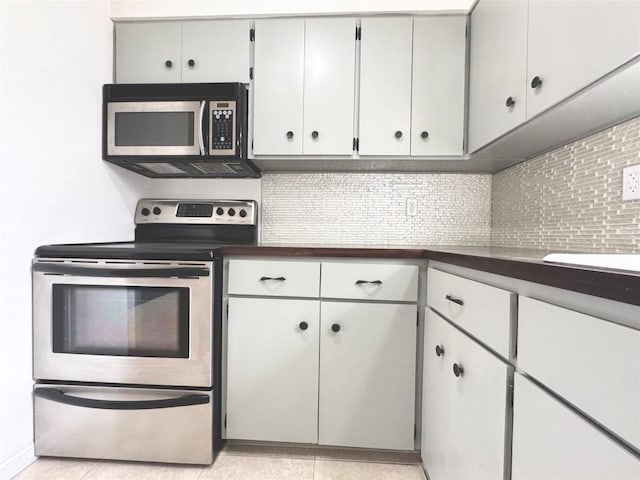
(406, 198, 417, 216)
(622, 164, 640, 201)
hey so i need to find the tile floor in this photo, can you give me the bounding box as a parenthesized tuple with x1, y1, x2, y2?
(13, 443, 427, 480)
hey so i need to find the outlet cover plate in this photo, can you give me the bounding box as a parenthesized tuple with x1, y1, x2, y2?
(406, 198, 417, 216)
(622, 163, 640, 201)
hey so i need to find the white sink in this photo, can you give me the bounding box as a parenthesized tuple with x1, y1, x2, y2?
(543, 253, 640, 273)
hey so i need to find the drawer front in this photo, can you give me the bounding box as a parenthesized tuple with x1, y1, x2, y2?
(321, 262, 418, 302)
(512, 375, 640, 479)
(426, 268, 514, 357)
(228, 259, 320, 297)
(518, 297, 640, 450)
(34, 385, 213, 464)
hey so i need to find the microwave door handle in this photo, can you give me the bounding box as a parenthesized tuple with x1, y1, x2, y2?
(32, 263, 210, 278)
(198, 100, 206, 156)
(34, 388, 209, 410)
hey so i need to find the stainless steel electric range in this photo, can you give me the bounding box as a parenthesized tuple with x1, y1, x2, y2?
(32, 199, 257, 465)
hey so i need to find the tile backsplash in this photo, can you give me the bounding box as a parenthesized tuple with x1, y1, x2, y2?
(261, 173, 492, 246)
(492, 116, 640, 253)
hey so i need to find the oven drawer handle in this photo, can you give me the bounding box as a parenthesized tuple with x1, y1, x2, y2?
(34, 388, 210, 410)
(32, 264, 210, 278)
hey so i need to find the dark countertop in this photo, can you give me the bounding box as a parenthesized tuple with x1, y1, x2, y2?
(220, 244, 640, 306)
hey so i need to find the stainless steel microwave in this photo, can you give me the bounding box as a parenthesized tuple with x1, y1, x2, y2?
(102, 83, 260, 178)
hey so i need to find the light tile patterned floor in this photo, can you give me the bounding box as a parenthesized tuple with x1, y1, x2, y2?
(13, 444, 427, 480)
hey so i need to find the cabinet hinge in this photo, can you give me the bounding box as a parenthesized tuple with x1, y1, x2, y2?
(249, 67, 254, 80)
(250, 28, 255, 42)
(355, 26, 361, 41)
(352, 138, 359, 152)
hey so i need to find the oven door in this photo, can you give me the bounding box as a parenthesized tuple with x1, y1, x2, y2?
(106, 101, 205, 156)
(32, 260, 213, 387)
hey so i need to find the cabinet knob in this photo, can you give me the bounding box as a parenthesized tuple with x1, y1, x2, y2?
(445, 294, 464, 306)
(286, 131, 294, 140)
(165, 60, 173, 68)
(311, 130, 319, 139)
(395, 130, 403, 139)
(299, 321, 309, 331)
(421, 131, 429, 139)
(331, 323, 341, 333)
(531, 76, 543, 89)
(188, 59, 195, 68)
(453, 363, 464, 378)
(435, 345, 445, 357)
(505, 96, 516, 108)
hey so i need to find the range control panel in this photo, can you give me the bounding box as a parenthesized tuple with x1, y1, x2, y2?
(135, 199, 257, 225)
(209, 101, 236, 156)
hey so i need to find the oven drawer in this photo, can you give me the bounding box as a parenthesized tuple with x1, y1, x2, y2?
(34, 385, 213, 465)
(321, 262, 419, 302)
(228, 259, 320, 297)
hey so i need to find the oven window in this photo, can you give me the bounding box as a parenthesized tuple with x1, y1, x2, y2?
(52, 285, 189, 358)
(114, 111, 195, 147)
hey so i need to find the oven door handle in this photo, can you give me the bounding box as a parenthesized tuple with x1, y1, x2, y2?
(32, 263, 210, 278)
(198, 100, 206, 156)
(34, 388, 210, 410)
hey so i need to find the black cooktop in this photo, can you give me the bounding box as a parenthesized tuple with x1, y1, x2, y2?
(35, 241, 222, 261)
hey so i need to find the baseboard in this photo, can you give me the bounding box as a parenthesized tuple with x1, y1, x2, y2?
(0, 443, 36, 480)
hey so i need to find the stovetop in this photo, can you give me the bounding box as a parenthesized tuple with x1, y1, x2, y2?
(35, 199, 258, 262)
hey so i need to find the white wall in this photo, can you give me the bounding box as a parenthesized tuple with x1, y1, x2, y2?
(110, 0, 476, 20)
(0, 2, 149, 478)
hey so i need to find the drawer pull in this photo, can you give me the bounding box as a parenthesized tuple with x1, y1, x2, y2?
(445, 294, 464, 306)
(299, 321, 308, 331)
(355, 280, 383, 285)
(331, 323, 341, 333)
(435, 345, 445, 357)
(453, 363, 464, 378)
(259, 276, 286, 282)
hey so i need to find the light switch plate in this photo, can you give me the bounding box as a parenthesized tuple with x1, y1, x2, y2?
(622, 163, 640, 200)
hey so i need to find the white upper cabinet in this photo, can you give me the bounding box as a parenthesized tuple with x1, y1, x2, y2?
(411, 17, 466, 156)
(252, 19, 306, 155)
(181, 20, 251, 83)
(115, 20, 251, 83)
(526, 0, 640, 118)
(358, 18, 414, 156)
(253, 18, 356, 156)
(468, 0, 528, 152)
(115, 22, 182, 83)
(303, 18, 357, 155)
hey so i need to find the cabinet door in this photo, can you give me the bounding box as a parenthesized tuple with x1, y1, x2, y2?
(319, 302, 416, 450)
(512, 374, 640, 479)
(359, 18, 413, 156)
(526, 0, 640, 118)
(468, 0, 528, 152)
(303, 18, 357, 155)
(181, 20, 251, 83)
(422, 309, 454, 480)
(447, 318, 509, 480)
(115, 22, 182, 83)
(252, 19, 305, 155)
(226, 297, 320, 443)
(411, 17, 466, 156)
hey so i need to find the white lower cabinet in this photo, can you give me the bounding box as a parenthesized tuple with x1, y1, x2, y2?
(422, 308, 510, 480)
(512, 374, 640, 479)
(226, 297, 320, 443)
(318, 302, 417, 450)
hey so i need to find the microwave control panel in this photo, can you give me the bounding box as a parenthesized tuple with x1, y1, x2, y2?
(209, 101, 236, 156)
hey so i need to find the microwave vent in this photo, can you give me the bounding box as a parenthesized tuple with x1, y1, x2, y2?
(190, 162, 237, 174)
(139, 163, 189, 175)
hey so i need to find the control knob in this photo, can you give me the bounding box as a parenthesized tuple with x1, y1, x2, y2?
(152, 207, 162, 215)
(228, 208, 236, 217)
(239, 209, 247, 218)
(216, 207, 224, 216)
(141, 208, 150, 216)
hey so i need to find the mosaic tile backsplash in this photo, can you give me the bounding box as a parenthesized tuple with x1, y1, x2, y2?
(492, 116, 640, 253)
(260, 173, 492, 246)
